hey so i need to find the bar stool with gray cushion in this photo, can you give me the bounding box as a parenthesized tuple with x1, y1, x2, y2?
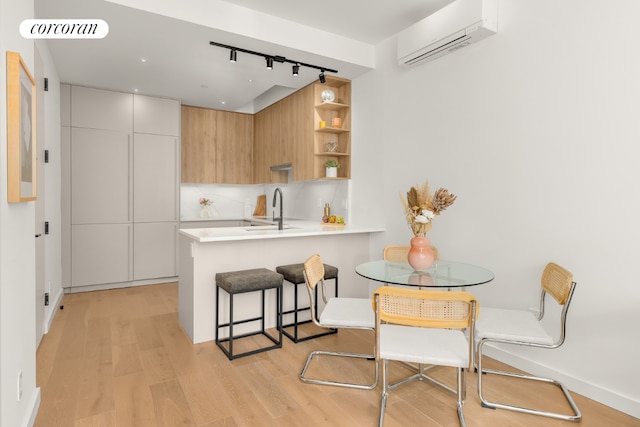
(215, 268, 283, 360)
(276, 262, 338, 342)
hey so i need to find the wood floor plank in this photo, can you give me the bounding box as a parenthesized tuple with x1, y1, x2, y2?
(113, 372, 157, 427)
(139, 346, 178, 384)
(74, 410, 116, 427)
(34, 283, 640, 427)
(113, 342, 143, 377)
(149, 378, 198, 427)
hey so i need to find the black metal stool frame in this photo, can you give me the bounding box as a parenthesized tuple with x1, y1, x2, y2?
(215, 284, 283, 360)
(282, 276, 338, 343)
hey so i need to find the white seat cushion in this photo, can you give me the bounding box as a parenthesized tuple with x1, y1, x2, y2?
(475, 307, 554, 345)
(379, 324, 469, 368)
(320, 297, 375, 329)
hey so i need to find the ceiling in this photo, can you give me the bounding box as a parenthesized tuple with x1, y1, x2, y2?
(35, 0, 453, 112)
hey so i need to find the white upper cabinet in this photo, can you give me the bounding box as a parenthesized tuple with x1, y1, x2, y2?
(134, 94, 180, 136)
(71, 86, 133, 132)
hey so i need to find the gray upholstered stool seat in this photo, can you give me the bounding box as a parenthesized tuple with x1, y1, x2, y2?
(215, 268, 283, 360)
(276, 263, 338, 343)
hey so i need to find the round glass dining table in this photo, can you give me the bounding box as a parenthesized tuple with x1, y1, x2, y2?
(356, 260, 494, 288)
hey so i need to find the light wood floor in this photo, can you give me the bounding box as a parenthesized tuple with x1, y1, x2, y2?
(35, 283, 639, 427)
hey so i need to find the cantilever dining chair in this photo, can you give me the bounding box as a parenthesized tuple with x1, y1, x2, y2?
(299, 254, 378, 389)
(373, 286, 478, 427)
(475, 262, 581, 421)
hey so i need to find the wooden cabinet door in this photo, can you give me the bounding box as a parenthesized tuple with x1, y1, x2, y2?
(134, 134, 179, 222)
(253, 108, 270, 183)
(71, 223, 132, 287)
(181, 105, 216, 183)
(279, 96, 294, 165)
(216, 110, 253, 184)
(268, 102, 282, 168)
(71, 128, 131, 224)
(133, 222, 178, 280)
(292, 85, 315, 181)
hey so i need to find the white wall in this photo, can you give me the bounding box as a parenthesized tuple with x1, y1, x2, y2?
(351, 0, 640, 417)
(0, 1, 41, 426)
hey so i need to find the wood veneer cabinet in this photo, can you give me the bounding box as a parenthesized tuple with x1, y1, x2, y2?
(181, 105, 216, 183)
(291, 76, 351, 181)
(181, 105, 253, 184)
(253, 96, 294, 184)
(216, 110, 253, 184)
(311, 77, 351, 180)
(252, 106, 271, 184)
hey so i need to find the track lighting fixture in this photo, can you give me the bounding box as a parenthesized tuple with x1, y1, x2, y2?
(209, 41, 338, 81)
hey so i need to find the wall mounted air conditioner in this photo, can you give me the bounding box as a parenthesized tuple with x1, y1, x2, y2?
(397, 0, 497, 66)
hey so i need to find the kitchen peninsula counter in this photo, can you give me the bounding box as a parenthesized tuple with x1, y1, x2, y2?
(178, 221, 384, 343)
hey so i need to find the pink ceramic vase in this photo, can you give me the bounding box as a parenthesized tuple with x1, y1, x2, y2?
(407, 236, 434, 271)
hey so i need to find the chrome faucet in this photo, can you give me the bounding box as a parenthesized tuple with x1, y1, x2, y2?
(272, 187, 283, 230)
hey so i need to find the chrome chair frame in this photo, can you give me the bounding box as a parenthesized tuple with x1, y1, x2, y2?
(299, 254, 378, 390)
(374, 287, 478, 427)
(476, 262, 582, 421)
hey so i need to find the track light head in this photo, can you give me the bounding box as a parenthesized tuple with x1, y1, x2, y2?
(318, 70, 326, 84)
(229, 49, 237, 62)
(292, 64, 300, 77)
(266, 56, 274, 69)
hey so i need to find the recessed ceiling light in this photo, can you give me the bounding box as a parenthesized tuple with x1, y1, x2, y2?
(140, 58, 147, 63)
(220, 101, 226, 105)
(248, 79, 253, 83)
(134, 88, 139, 92)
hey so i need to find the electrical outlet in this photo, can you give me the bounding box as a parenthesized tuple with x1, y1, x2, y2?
(17, 370, 23, 401)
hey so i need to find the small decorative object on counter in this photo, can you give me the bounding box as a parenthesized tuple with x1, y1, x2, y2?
(324, 203, 331, 218)
(331, 117, 342, 128)
(325, 159, 340, 178)
(401, 180, 457, 270)
(199, 197, 213, 218)
(319, 120, 327, 129)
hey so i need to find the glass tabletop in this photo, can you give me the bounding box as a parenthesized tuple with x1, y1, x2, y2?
(356, 260, 494, 288)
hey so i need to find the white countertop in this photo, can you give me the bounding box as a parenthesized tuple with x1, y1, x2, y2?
(179, 219, 384, 243)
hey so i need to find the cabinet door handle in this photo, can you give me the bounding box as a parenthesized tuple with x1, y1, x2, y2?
(35, 234, 42, 238)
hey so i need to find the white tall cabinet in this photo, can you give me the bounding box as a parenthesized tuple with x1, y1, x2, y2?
(62, 85, 180, 290)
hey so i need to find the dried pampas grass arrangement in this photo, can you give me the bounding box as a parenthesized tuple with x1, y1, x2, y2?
(401, 180, 456, 237)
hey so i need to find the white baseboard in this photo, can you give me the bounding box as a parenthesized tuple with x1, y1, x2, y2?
(64, 276, 177, 294)
(484, 345, 640, 419)
(24, 387, 41, 427)
(43, 289, 64, 334)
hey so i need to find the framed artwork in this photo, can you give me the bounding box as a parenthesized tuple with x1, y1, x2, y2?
(6, 51, 37, 202)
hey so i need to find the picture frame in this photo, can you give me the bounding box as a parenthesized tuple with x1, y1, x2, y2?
(6, 51, 37, 202)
